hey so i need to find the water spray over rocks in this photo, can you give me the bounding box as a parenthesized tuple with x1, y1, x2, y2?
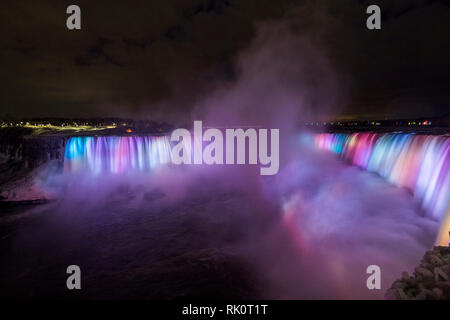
(386, 243, 450, 300)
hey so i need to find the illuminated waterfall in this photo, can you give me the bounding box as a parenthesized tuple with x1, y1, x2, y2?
(63, 133, 449, 245)
(314, 133, 450, 245)
(64, 136, 172, 174)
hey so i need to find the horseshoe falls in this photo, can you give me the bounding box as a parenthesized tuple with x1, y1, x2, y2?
(62, 133, 450, 246)
(314, 133, 450, 246)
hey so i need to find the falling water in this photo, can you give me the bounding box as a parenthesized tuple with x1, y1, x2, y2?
(314, 132, 450, 245)
(64, 136, 172, 174)
(63, 133, 450, 245)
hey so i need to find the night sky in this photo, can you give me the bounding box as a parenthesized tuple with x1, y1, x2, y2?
(1, 0, 449, 120)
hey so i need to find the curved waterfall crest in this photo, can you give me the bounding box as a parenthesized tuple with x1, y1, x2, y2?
(315, 132, 450, 245)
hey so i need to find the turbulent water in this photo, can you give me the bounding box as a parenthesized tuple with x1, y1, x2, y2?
(314, 133, 450, 245)
(2, 132, 447, 299)
(64, 133, 450, 247)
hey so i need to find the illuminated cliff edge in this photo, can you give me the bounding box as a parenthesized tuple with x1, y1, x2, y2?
(64, 136, 172, 174)
(315, 133, 450, 246)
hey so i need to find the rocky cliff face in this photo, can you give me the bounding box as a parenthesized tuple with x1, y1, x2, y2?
(0, 128, 67, 168)
(0, 128, 67, 201)
(386, 245, 450, 300)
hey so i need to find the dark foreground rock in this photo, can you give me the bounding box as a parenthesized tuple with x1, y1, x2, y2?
(386, 245, 450, 300)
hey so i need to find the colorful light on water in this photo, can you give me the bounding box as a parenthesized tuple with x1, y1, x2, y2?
(314, 133, 450, 245)
(63, 133, 450, 245)
(64, 136, 172, 174)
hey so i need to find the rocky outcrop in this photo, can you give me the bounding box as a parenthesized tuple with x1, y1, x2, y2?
(385, 245, 450, 300)
(0, 128, 67, 201)
(0, 128, 66, 168)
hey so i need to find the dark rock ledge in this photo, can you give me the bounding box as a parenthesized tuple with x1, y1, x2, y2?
(386, 245, 450, 300)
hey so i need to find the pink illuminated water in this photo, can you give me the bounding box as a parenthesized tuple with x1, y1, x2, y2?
(314, 132, 450, 245)
(63, 133, 449, 245)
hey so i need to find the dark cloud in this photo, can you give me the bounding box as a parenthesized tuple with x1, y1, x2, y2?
(74, 37, 124, 67)
(0, 0, 449, 120)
